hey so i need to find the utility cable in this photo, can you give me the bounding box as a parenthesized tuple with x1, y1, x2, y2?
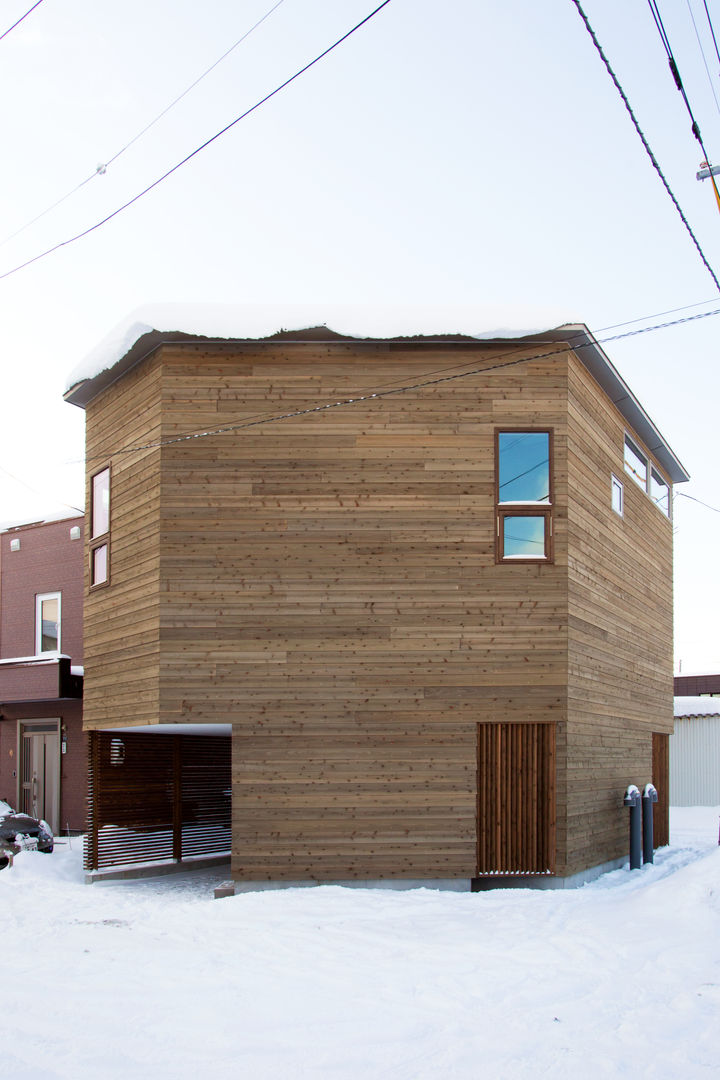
(676, 490, 720, 512)
(685, 0, 720, 119)
(0, 0, 45, 44)
(0, 462, 83, 515)
(595, 294, 720, 331)
(647, 0, 720, 210)
(702, 0, 720, 68)
(0, 0, 393, 283)
(85, 305, 719, 464)
(570, 0, 720, 292)
(0, 0, 287, 249)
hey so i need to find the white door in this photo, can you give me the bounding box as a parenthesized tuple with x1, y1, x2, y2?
(20, 723, 60, 833)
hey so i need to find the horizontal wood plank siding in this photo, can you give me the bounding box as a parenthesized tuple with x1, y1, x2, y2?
(82, 354, 163, 730)
(156, 343, 569, 880)
(565, 356, 674, 875)
(78, 336, 679, 882)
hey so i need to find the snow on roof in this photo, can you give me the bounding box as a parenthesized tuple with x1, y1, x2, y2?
(674, 696, 720, 717)
(64, 302, 573, 393)
(0, 510, 84, 533)
(63, 303, 690, 484)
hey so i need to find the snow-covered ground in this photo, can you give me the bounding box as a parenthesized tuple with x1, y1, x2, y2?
(2, 809, 719, 1079)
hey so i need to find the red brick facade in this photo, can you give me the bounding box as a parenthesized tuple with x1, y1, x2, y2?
(0, 517, 86, 833)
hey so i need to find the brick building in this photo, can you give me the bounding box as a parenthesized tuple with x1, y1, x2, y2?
(0, 515, 86, 833)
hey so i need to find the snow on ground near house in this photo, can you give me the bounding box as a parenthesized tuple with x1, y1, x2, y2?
(1, 810, 719, 1079)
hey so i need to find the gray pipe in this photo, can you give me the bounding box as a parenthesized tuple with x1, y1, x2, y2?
(642, 783, 658, 864)
(624, 784, 642, 870)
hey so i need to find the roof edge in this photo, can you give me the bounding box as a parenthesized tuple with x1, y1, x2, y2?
(63, 321, 689, 484)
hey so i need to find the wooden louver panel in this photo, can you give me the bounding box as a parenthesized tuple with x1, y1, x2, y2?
(85, 731, 231, 871)
(477, 722, 556, 875)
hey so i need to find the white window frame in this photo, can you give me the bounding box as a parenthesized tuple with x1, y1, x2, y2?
(35, 592, 61, 655)
(611, 474, 624, 517)
(623, 434, 671, 518)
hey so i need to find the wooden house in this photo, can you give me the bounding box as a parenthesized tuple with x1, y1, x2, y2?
(64, 318, 687, 885)
(0, 515, 86, 834)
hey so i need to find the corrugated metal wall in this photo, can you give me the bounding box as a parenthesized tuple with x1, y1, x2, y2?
(670, 715, 720, 806)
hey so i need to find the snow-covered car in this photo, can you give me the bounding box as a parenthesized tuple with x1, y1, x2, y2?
(0, 799, 54, 869)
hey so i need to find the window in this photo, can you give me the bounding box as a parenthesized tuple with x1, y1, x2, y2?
(90, 466, 110, 586)
(611, 475, 624, 517)
(650, 468, 669, 516)
(496, 430, 552, 561)
(623, 435, 647, 490)
(623, 435, 671, 517)
(36, 592, 61, 653)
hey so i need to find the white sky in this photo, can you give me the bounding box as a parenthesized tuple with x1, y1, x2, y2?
(1, 0, 719, 670)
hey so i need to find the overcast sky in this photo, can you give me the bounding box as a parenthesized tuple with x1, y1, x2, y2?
(1, 0, 719, 671)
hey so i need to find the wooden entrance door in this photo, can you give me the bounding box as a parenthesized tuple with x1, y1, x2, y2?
(20, 723, 60, 833)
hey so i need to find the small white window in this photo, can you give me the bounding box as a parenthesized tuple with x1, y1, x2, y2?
(611, 475, 624, 517)
(36, 592, 61, 654)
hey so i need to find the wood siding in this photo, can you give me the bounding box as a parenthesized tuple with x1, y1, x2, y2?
(565, 355, 674, 875)
(155, 342, 568, 880)
(79, 337, 676, 881)
(82, 353, 163, 729)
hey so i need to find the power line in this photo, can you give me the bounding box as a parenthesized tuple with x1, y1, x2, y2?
(570, 0, 720, 292)
(685, 0, 720, 120)
(648, 0, 716, 155)
(596, 294, 720, 331)
(0, 0, 393, 283)
(0, 0, 287, 249)
(0, 462, 83, 515)
(86, 305, 720, 464)
(676, 490, 720, 512)
(0, 0, 45, 44)
(702, 0, 720, 69)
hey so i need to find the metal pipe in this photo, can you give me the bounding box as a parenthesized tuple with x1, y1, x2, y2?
(642, 783, 658, 864)
(624, 784, 642, 870)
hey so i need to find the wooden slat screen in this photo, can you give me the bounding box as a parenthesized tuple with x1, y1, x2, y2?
(85, 731, 231, 871)
(652, 731, 670, 849)
(477, 722, 556, 875)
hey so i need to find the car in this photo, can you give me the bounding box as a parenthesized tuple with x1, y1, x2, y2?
(0, 799, 54, 869)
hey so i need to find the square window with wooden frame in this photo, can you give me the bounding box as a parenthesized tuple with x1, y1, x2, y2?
(90, 466, 110, 587)
(496, 430, 553, 561)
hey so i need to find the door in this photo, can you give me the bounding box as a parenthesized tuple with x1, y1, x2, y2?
(20, 722, 60, 833)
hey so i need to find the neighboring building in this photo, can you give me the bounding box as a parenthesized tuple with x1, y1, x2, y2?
(65, 317, 687, 885)
(674, 673, 720, 697)
(671, 696, 720, 806)
(0, 516, 85, 834)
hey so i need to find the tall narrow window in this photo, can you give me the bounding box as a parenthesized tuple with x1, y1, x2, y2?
(650, 468, 670, 516)
(624, 435, 647, 490)
(36, 592, 61, 653)
(90, 466, 110, 587)
(496, 430, 553, 561)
